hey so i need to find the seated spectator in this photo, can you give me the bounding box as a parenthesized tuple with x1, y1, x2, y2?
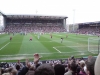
(17, 53, 41, 75)
(54, 64, 65, 75)
(64, 60, 77, 75)
(0, 68, 1, 75)
(34, 64, 55, 75)
(79, 60, 86, 75)
(15, 60, 24, 71)
(85, 56, 96, 75)
(16, 64, 20, 71)
(11, 69, 17, 75)
(17, 59, 31, 75)
(95, 53, 100, 75)
(25, 66, 35, 75)
(2, 67, 13, 75)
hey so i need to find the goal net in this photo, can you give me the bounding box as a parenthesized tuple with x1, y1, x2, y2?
(88, 37, 100, 54)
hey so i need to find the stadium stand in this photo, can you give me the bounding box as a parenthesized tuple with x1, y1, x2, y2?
(4, 15, 67, 34)
(77, 22, 100, 35)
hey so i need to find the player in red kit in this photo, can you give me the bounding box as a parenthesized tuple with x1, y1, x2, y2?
(29, 37, 32, 41)
(10, 36, 12, 41)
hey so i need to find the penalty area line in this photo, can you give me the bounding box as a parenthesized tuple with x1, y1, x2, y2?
(53, 47, 61, 53)
(0, 42, 10, 50)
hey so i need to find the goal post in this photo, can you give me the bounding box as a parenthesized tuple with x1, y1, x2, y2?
(88, 37, 100, 54)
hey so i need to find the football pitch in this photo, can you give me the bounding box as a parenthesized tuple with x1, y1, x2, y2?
(0, 33, 98, 61)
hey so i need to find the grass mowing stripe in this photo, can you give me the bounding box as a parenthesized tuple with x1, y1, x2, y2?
(0, 35, 11, 44)
(0, 42, 10, 50)
(0, 34, 24, 55)
(19, 34, 50, 54)
(34, 34, 64, 53)
(0, 34, 8, 38)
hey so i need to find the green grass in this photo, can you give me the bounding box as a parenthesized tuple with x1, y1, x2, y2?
(0, 33, 99, 62)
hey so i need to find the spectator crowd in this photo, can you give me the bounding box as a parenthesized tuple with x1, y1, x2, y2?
(77, 26, 100, 35)
(0, 53, 100, 75)
(4, 23, 66, 33)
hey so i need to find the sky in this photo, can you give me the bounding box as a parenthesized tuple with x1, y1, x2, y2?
(0, 0, 100, 24)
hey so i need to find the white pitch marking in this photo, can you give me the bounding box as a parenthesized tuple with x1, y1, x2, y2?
(0, 42, 10, 50)
(0, 51, 88, 56)
(53, 47, 61, 53)
(54, 45, 88, 48)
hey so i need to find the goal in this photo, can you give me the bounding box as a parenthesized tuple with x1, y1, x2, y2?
(88, 37, 100, 54)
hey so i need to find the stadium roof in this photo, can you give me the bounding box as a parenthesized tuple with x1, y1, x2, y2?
(5, 15, 67, 20)
(0, 12, 67, 20)
(78, 21, 100, 25)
